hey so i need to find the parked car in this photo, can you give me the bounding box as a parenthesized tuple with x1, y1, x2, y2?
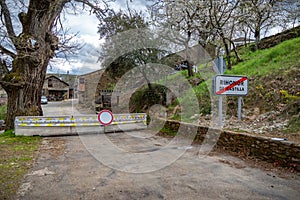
(41, 96, 48, 104)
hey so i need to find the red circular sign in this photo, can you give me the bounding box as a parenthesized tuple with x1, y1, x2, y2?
(98, 110, 114, 126)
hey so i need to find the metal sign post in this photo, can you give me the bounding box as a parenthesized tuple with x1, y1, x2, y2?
(213, 56, 226, 127)
(238, 96, 242, 120)
(218, 58, 224, 127)
(213, 75, 248, 125)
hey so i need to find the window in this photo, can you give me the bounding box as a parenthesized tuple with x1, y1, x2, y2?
(48, 78, 53, 87)
(79, 78, 85, 84)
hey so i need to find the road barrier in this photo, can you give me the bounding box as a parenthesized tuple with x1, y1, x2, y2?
(15, 113, 147, 136)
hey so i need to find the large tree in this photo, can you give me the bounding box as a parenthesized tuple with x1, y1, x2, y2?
(98, 8, 169, 90)
(98, 9, 149, 79)
(0, 0, 110, 129)
(207, 0, 240, 69)
(150, 0, 240, 70)
(150, 0, 206, 77)
(277, 0, 300, 29)
(240, 0, 278, 50)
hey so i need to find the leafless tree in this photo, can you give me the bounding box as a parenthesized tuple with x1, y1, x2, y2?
(276, 0, 300, 30)
(149, 0, 208, 76)
(0, 0, 111, 129)
(207, 0, 240, 69)
(240, 0, 278, 50)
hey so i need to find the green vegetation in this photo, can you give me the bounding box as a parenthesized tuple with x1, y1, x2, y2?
(229, 37, 300, 132)
(129, 37, 300, 133)
(0, 130, 41, 199)
(174, 37, 300, 132)
(228, 37, 300, 77)
(130, 84, 169, 113)
(159, 126, 178, 136)
(285, 115, 300, 133)
(0, 104, 7, 121)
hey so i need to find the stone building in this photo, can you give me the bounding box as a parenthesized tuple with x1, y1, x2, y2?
(42, 75, 69, 101)
(76, 69, 105, 109)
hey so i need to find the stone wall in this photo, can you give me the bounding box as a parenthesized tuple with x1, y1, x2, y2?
(77, 69, 104, 109)
(260, 25, 300, 49)
(162, 119, 300, 170)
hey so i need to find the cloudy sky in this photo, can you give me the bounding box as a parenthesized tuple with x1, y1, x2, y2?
(48, 0, 149, 75)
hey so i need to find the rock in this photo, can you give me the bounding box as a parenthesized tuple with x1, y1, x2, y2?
(29, 167, 55, 176)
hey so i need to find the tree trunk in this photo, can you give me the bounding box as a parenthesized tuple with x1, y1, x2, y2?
(221, 35, 232, 70)
(254, 28, 260, 51)
(229, 40, 242, 63)
(186, 31, 194, 77)
(0, 0, 63, 130)
(2, 56, 49, 130)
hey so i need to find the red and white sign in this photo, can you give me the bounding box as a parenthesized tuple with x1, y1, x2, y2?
(214, 75, 248, 96)
(98, 110, 114, 126)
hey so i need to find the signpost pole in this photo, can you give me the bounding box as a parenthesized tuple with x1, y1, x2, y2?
(238, 96, 242, 120)
(218, 96, 223, 127)
(218, 57, 223, 127)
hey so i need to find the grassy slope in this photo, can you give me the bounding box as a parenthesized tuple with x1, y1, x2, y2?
(227, 37, 300, 130)
(0, 130, 41, 199)
(167, 37, 300, 131)
(130, 37, 299, 132)
(228, 37, 300, 77)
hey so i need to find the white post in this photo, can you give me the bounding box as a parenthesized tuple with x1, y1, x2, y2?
(238, 96, 242, 120)
(218, 57, 223, 127)
(218, 96, 223, 127)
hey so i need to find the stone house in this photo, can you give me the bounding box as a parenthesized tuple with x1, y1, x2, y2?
(76, 69, 105, 109)
(42, 75, 69, 101)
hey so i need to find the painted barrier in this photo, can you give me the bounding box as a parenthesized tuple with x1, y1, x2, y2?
(15, 113, 147, 136)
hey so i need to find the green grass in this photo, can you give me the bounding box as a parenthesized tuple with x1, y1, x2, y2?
(0, 130, 41, 199)
(164, 37, 300, 133)
(228, 37, 300, 133)
(227, 37, 300, 77)
(130, 37, 300, 133)
(0, 104, 7, 121)
(159, 126, 178, 137)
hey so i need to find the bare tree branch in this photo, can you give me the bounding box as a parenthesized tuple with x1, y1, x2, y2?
(74, 0, 109, 19)
(0, 56, 9, 74)
(0, 0, 16, 42)
(0, 44, 15, 58)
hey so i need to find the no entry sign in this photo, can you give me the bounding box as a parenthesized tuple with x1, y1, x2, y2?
(213, 75, 248, 96)
(98, 110, 114, 126)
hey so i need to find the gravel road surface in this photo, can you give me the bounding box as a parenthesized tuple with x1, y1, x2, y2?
(16, 100, 300, 199)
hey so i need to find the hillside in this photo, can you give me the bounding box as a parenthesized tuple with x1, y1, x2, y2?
(223, 37, 300, 140)
(130, 36, 300, 142)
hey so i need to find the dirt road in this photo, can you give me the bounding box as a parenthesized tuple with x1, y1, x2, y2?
(16, 100, 300, 199)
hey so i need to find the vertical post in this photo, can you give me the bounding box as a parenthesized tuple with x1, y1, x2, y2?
(238, 96, 242, 120)
(218, 57, 223, 127)
(218, 96, 223, 127)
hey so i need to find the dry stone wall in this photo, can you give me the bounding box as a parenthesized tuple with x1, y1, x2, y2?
(162, 120, 300, 171)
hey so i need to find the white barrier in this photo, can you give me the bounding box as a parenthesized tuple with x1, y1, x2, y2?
(15, 113, 147, 136)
